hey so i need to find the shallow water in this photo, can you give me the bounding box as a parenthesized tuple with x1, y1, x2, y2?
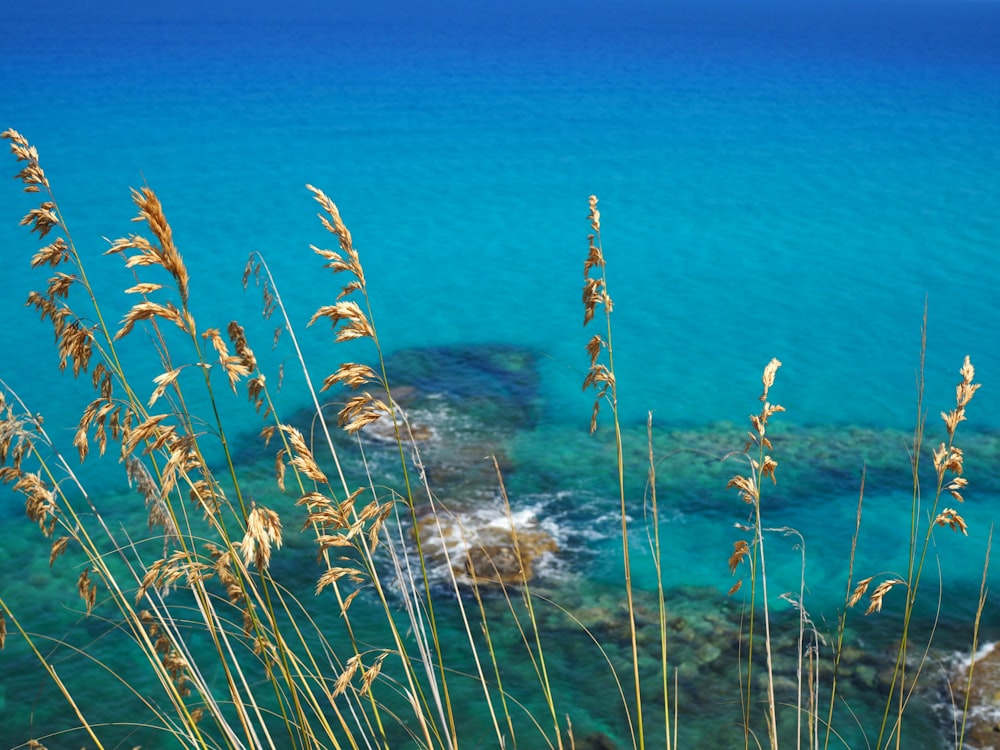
(0, 343, 994, 747)
(2, 0, 999, 747)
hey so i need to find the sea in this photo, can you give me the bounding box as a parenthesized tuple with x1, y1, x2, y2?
(1, 0, 999, 747)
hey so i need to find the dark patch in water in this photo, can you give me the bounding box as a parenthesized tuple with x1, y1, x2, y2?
(383, 343, 542, 430)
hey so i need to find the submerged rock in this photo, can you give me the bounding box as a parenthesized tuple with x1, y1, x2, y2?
(465, 545, 523, 584)
(415, 507, 559, 587)
(572, 731, 618, 750)
(358, 399, 435, 443)
(329, 343, 541, 483)
(950, 642, 1000, 749)
(381, 343, 541, 433)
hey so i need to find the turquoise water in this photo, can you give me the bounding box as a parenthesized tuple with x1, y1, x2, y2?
(2, 0, 1000, 747)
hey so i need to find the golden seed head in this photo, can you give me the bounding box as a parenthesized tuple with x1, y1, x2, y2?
(49, 536, 70, 567)
(934, 507, 969, 535)
(227, 321, 257, 372)
(333, 654, 363, 697)
(321, 362, 379, 392)
(728, 539, 750, 574)
(848, 576, 873, 608)
(3, 129, 50, 192)
(242, 505, 283, 571)
(727, 473, 757, 504)
(865, 578, 906, 615)
(77, 569, 97, 616)
(588, 195, 600, 233)
(761, 358, 782, 401)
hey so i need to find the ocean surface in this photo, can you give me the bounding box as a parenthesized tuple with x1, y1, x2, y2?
(1, 0, 999, 747)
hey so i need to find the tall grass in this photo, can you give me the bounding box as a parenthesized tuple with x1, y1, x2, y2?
(0, 129, 992, 750)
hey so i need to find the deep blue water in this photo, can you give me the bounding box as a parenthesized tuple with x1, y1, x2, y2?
(2, 0, 999, 747)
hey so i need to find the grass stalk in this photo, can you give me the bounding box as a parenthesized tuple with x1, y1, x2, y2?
(645, 413, 673, 750)
(822, 470, 865, 750)
(581, 195, 644, 749)
(957, 526, 992, 748)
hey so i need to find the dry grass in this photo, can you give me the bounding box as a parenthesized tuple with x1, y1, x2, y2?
(0, 129, 993, 750)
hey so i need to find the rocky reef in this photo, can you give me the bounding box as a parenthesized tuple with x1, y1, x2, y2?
(221, 340, 997, 748)
(355, 344, 559, 586)
(415, 511, 560, 586)
(950, 642, 1000, 749)
(492, 580, 952, 747)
